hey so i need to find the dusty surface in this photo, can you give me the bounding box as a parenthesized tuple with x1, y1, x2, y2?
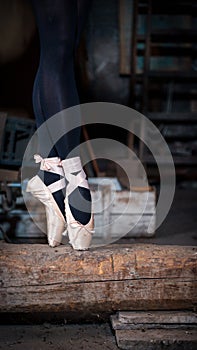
(0, 323, 118, 350)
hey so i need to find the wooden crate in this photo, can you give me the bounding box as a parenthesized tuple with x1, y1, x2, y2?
(0, 178, 156, 241)
(91, 180, 156, 242)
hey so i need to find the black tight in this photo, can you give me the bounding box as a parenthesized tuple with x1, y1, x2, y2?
(30, 0, 92, 224)
(31, 0, 92, 157)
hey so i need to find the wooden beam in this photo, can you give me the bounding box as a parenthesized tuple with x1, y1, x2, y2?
(0, 242, 196, 320)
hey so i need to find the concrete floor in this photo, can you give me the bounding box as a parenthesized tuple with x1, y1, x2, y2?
(0, 323, 118, 350)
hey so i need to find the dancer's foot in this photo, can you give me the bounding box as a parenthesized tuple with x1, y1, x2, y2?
(26, 155, 67, 247)
(61, 156, 94, 250)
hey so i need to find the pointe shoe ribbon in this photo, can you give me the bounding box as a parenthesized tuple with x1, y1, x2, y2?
(60, 157, 89, 197)
(34, 154, 65, 193)
(34, 154, 62, 173)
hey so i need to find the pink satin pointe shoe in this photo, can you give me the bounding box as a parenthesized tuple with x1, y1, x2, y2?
(26, 154, 67, 247)
(61, 156, 94, 250)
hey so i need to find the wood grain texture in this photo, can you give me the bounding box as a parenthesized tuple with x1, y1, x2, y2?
(0, 242, 196, 317)
(111, 311, 197, 330)
(118, 311, 197, 325)
(116, 329, 197, 350)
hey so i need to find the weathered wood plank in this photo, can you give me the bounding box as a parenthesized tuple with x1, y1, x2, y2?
(111, 316, 197, 330)
(1, 280, 197, 314)
(111, 311, 197, 330)
(1, 243, 196, 284)
(118, 311, 197, 325)
(116, 329, 197, 350)
(0, 242, 196, 316)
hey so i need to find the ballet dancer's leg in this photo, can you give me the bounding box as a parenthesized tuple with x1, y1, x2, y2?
(75, 0, 92, 49)
(31, 0, 92, 224)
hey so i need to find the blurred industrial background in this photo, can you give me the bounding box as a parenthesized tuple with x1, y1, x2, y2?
(0, 0, 197, 244)
(1, 0, 197, 175)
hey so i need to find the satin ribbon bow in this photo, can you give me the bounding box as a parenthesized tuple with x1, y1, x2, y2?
(34, 154, 61, 171)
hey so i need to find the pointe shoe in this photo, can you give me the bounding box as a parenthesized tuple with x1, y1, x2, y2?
(26, 155, 67, 247)
(61, 156, 94, 250)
